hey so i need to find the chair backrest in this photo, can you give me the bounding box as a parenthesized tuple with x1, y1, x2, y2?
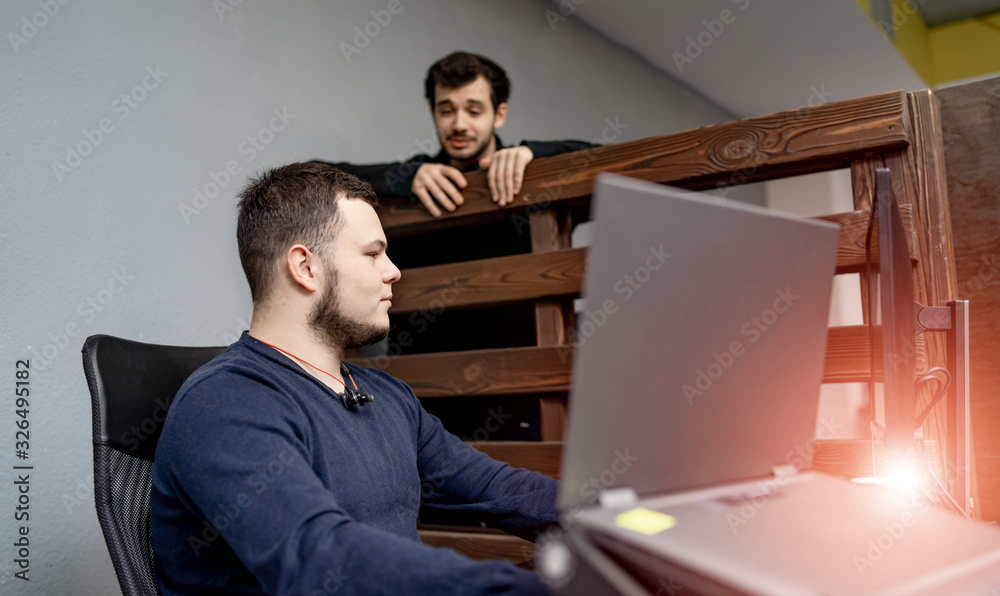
(82, 334, 225, 596)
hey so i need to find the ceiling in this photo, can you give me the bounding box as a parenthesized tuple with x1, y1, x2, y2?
(560, 0, 929, 118)
(915, 0, 1000, 26)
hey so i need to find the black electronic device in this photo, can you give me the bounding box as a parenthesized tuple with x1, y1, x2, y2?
(338, 363, 374, 410)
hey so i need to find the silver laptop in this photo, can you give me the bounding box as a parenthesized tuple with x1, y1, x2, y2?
(551, 174, 1000, 595)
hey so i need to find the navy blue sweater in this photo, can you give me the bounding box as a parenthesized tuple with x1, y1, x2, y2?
(151, 332, 558, 595)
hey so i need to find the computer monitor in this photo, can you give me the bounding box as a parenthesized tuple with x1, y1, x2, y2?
(872, 167, 917, 450)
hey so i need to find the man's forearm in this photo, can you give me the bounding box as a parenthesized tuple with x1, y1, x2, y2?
(519, 139, 599, 160)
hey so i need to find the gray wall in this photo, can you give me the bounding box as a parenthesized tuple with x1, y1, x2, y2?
(0, 1, 735, 593)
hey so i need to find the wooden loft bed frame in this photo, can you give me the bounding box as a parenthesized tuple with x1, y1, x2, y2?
(347, 89, 968, 565)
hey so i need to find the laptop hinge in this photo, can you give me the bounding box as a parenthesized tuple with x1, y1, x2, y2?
(598, 487, 638, 509)
(771, 464, 798, 480)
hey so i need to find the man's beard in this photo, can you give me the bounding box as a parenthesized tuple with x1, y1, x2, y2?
(309, 264, 389, 351)
(443, 131, 494, 166)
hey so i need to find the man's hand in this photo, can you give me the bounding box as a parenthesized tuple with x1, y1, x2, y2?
(411, 163, 468, 218)
(480, 145, 533, 207)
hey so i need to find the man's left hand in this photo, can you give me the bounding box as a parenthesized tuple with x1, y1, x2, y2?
(479, 146, 533, 207)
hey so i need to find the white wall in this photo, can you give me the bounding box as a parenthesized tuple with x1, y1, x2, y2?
(0, 1, 736, 593)
(765, 171, 869, 439)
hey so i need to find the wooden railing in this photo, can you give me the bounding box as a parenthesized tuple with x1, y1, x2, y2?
(347, 88, 967, 563)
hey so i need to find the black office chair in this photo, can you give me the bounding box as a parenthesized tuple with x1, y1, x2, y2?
(82, 335, 226, 596)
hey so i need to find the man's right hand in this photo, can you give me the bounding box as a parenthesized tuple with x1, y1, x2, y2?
(411, 163, 468, 218)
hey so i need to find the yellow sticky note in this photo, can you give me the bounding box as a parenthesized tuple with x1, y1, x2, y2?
(614, 508, 677, 536)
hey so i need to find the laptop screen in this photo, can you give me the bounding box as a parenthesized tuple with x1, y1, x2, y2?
(559, 174, 840, 511)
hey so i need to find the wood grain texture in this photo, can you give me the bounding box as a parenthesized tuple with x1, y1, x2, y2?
(418, 530, 534, 566)
(818, 206, 918, 273)
(936, 77, 1000, 522)
(823, 325, 928, 383)
(529, 211, 573, 347)
(388, 248, 585, 315)
(849, 90, 957, 512)
(905, 90, 968, 512)
(385, 209, 914, 317)
(378, 91, 909, 237)
(529, 210, 573, 442)
(347, 346, 573, 397)
(812, 439, 939, 479)
(351, 326, 924, 394)
(468, 441, 563, 478)
(823, 326, 878, 383)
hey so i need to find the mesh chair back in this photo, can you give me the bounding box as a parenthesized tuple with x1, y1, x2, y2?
(82, 335, 226, 596)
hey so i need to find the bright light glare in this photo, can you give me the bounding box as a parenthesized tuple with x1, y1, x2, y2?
(852, 459, 924, 497)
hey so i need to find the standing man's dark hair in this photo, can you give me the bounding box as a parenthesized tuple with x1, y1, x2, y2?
(236, 162, 377, 306)
(424, 51, 510, 110)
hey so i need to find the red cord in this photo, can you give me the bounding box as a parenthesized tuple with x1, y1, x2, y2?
(257, 338, 358, 390)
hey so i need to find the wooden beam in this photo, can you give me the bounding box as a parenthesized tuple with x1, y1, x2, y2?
(851, 91, 957, 510)
(529, 210, 573, 442)
(350, 326, 927, 396)
(819, 206, 918, 274)
(348, 346, 573, 397)
(389, 248, 584, 316)
(936, 77, 1000, 522)
(385, 208, 917, 318)
(468, 441, 563, 478)
(823, 325, 927, 383)
(378, 91, 909, 236)
(418, 530, 534, 566)
(812, 439, 939, 478)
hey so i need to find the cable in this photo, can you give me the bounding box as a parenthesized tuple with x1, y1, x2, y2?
(860, 181, 966, 518)
(913, 437, 971, 520)
(913, 367, 952, 430)
(908, 367, 967, 517)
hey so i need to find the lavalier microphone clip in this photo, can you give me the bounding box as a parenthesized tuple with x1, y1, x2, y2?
(338, 363, 374, 410)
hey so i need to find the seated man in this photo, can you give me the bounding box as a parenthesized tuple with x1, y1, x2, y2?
(323, 51, 596, 216)
(150, 162, 559, 595)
